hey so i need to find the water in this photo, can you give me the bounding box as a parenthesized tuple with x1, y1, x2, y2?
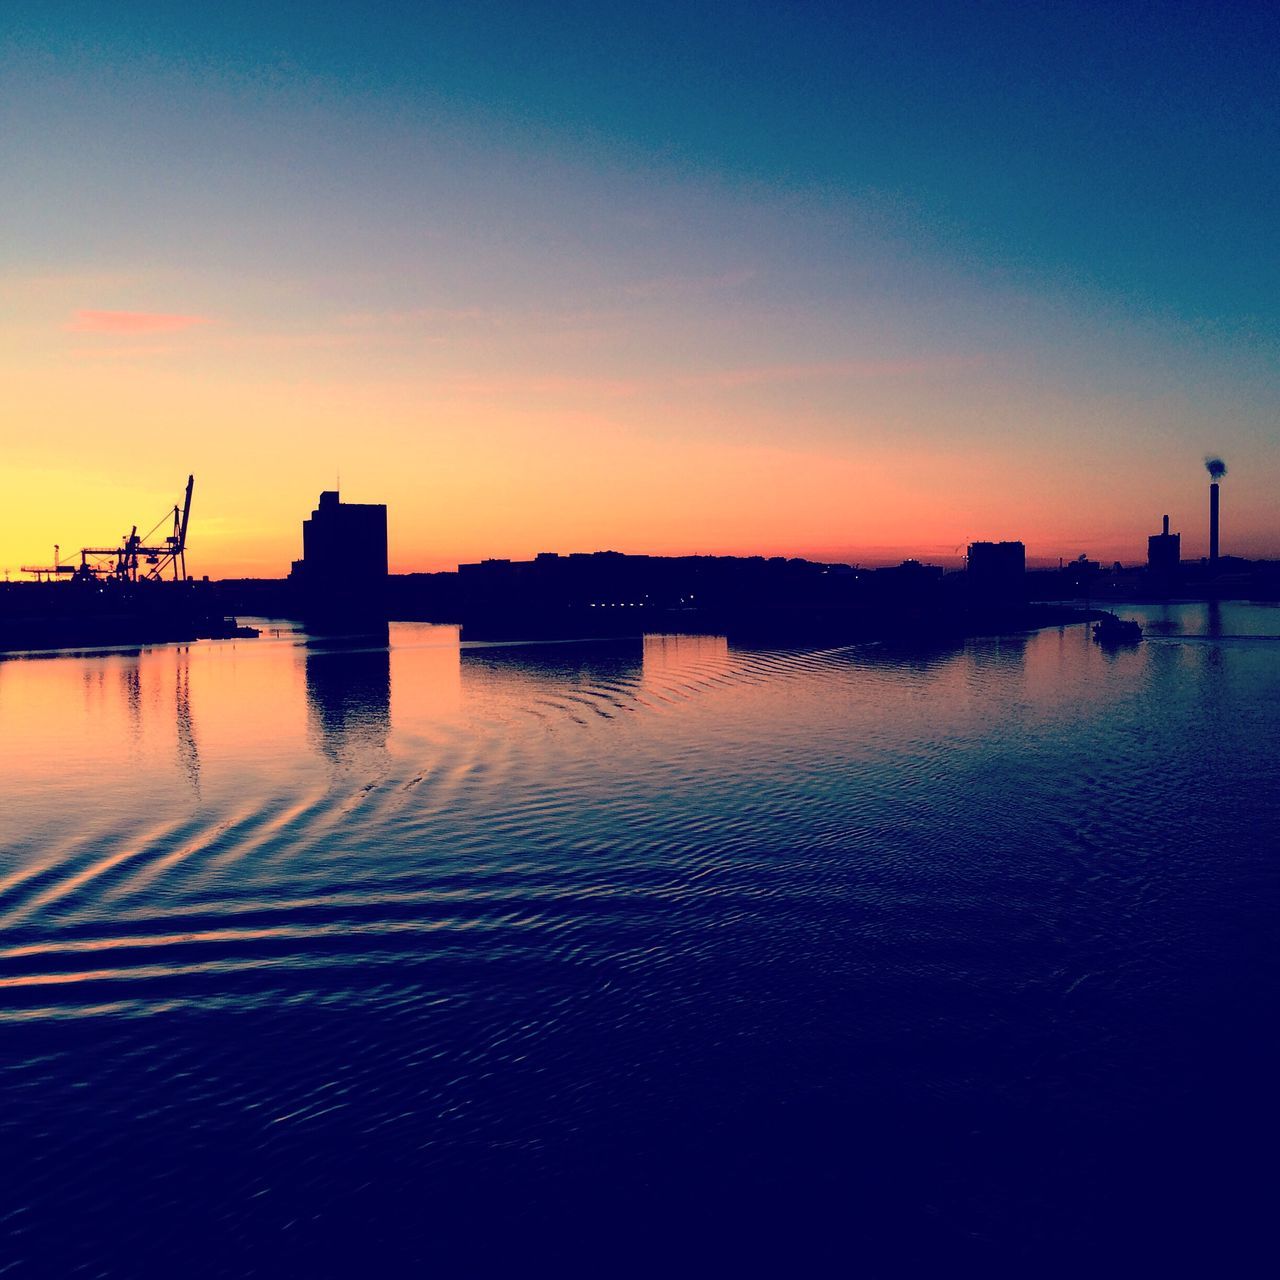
(2, 604, 1278, 1272)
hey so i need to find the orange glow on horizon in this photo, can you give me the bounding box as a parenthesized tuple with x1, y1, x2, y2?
(0, 375, 1267, 579)
(2, 272, 1275, 578)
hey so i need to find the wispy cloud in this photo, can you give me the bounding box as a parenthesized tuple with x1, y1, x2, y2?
(66, 310, 212, 334)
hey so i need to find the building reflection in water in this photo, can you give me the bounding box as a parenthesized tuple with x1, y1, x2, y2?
(1205, 598, 1223, 639)
(174, 651, 201, 796)
(460, 635, 644, 696)
(642, 633, 730, 682)
(304, 625, 392, 761)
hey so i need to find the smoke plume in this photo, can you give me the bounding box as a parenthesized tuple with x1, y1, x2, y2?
(1204, 456, 1227, 480)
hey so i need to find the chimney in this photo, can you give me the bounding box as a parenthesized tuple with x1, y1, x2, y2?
(1162, 514, 1169, 536)
(1210, 483, 1220, 565)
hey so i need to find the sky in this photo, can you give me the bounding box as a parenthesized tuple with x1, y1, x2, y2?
(2, 0, 1277, 575)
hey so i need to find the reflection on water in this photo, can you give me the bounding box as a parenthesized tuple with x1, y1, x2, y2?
(1206, 596, 1223, 638)
(121, 662, 141, 742)
(1, 603, 1279, 1272)
(305, 628, 392, 762)
(642, 631, 729, 677)
(174, 652, 200, 796)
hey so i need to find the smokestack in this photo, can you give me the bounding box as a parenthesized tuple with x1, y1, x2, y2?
(1203, 457, 1227, 567)
(1210, 483, 1219, 565)
(1162, 514, 1169, 536)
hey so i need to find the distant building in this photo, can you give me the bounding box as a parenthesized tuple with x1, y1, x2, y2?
(456, 550, 852, 620)
(1147, 514, 1180, 580)
(1060, 554, 1101, 593)
(871, 559, 944, 604)
(967, 541, 1026, 602)
(289, 491, 388, 620)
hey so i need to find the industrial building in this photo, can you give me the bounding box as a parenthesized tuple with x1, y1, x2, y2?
(289, 490, 389, 620)
(1147, 514, 1181, 582)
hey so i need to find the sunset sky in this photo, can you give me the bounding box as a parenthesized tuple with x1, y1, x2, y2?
(3, 1, 1277, 576)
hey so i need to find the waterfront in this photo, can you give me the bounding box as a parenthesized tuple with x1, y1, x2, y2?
(3, 604, 1278, 1271)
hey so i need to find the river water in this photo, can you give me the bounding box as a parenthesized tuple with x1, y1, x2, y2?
(2, 603, 1278, 1272)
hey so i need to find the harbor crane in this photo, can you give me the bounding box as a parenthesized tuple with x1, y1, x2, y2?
(21, 475, 195, 583)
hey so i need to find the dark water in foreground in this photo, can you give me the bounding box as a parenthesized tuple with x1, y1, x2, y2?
(2, 603, 1278, 1273)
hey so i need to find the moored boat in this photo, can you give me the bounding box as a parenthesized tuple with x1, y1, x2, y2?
(1092, 612, 1143, 645)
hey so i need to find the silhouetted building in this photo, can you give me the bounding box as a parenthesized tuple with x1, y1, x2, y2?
(388, 570, 460, 620)
(1147, 514, 1180, 581)
(871, 559, 944, 606)
(374, 542, 1101, 643)
(289, 490, 388, 621)
(453, 550, 863, 636)
(967, 541, 1026, 602)
(1059, 554, 1101, 594)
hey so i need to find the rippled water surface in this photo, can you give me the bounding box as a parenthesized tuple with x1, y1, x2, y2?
(3, 604, 1279, 1272)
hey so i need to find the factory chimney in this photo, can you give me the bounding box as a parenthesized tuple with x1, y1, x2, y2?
(1162, 514, 1169, 536)
(1209, 485, 1219, 565)
(1204, 457, 1227, 568)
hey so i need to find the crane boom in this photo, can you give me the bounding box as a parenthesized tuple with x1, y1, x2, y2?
(22, 475, 197, 583)
(177, 474, 194, 580)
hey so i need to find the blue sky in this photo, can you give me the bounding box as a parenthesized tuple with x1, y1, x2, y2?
(10, 0, 1276, 314)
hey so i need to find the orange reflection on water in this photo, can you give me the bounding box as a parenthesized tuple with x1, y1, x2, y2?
(388, 624, 464, 725)
(642, 633, 731, 676)
(0, 634, 314, 815)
